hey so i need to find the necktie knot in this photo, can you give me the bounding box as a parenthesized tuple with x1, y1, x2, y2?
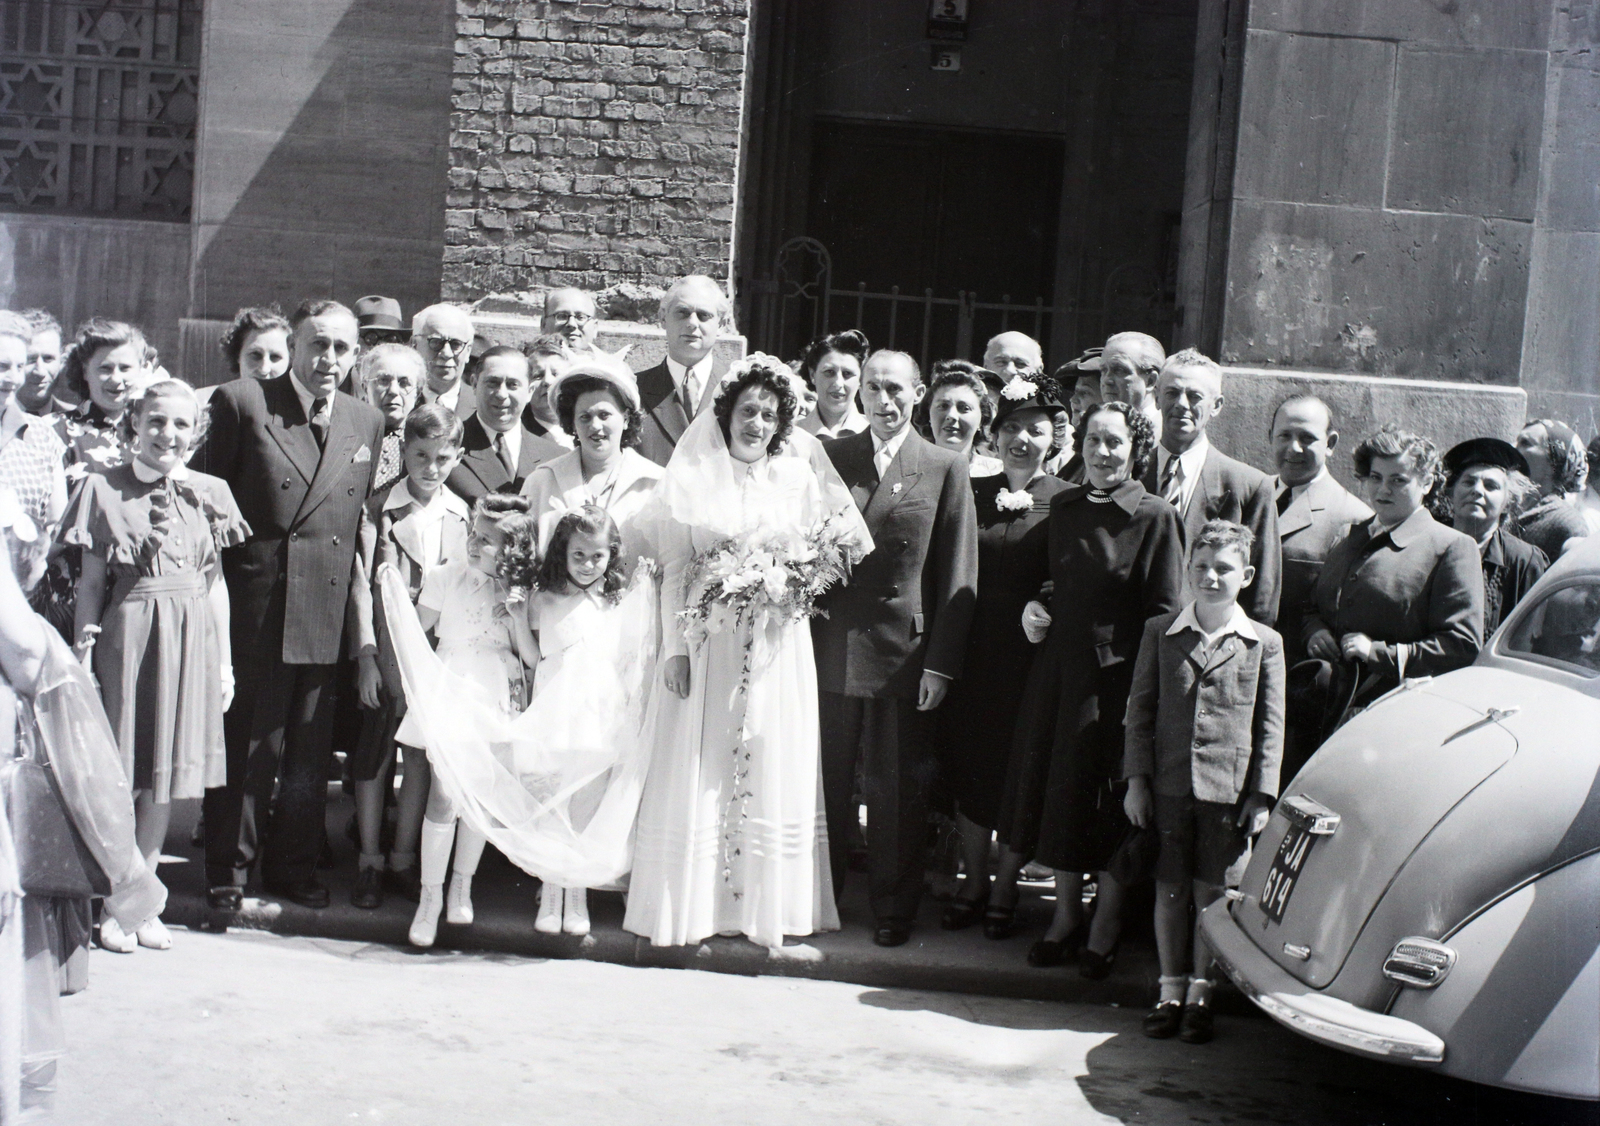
(682, 369, 701, 417)
(1160, 458, 1183, 507)
(310, 396, 330, 448)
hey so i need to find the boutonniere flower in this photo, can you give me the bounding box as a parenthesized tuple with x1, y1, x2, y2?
(995, 487, 1033, 512)
(1000, 376, 1038, 401)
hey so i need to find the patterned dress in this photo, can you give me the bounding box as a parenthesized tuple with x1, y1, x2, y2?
(63, 463, 249, 801)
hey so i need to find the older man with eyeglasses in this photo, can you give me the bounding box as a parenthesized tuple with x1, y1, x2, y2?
(410, 303, 478, 422)
(541, 288, 599, 353)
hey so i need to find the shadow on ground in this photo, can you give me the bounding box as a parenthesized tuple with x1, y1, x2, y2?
(858, 987, 1599, 1126)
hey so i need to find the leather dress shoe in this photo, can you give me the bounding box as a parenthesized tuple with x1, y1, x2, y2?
(350, 866, 384, 910)
(1178, 1003, 1215, 1044)
(873, 921, 912, 947)
(264, 878, 331, 909)
(1142, 1000, 1183, 1039)
(206, 886, 243, 911)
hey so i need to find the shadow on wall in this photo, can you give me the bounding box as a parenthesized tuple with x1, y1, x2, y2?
(0, 213, 191, 367)
(183, 0, 453, 384)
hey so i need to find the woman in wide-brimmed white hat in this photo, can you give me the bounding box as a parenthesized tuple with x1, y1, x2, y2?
(520, 351, 663, 571)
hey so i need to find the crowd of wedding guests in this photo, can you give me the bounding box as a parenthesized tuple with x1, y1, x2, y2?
(2, 278, 1598, 1113)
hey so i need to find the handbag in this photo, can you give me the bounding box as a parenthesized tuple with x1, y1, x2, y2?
(2, 713, 112, 899)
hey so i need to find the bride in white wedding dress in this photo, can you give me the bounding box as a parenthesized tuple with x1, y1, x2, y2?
(623, 355, 871, 949)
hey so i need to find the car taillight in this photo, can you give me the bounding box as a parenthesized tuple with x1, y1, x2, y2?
(1383, 937, 1457, 988)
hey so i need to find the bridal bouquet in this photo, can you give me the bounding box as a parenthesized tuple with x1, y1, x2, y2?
(678, 514, 858, 687)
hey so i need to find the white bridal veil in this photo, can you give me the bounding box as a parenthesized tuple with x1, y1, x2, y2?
(380, 566, 660, 889)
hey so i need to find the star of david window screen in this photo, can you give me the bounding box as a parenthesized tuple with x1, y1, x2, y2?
(0, 0, 200, 221)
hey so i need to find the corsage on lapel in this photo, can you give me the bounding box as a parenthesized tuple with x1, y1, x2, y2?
(352, 444, 372, 464)
(891, 482, 902, 495)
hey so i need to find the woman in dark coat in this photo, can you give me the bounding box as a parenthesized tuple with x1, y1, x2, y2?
(1439, 437, 1547, 638)
(991, 401, 1184, 974)
(1303, 426, 1484, 738)
(935, 376, 1070, 931)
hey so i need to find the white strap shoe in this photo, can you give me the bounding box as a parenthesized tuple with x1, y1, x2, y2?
(409, 884, 443, 948)
(98, 916, 136, 954)
(136, 916, 172, 950)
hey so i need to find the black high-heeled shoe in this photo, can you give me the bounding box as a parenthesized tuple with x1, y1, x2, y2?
(1027, 920, 1087, 967)
(941, 893, 989, 931)
(1079, 943, 1118, 980)
(982, 904, 1018, 940)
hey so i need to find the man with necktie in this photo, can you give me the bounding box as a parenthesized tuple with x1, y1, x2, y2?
(446, 345, 564, 505)
(636, 275, 732, 466)
(410, 303, 479, 422)
(197, 299, 384, 910)
(814, 349, 978, 948)
(1144, 348, 1281, 626)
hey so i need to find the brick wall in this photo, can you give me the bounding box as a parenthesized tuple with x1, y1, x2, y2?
(445, 0, 750, 302)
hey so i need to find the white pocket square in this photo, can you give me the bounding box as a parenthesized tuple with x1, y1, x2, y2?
(352, 445, 372, 464)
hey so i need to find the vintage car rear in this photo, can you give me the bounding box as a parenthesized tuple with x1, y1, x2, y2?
(1203, 538, 1600, 1100)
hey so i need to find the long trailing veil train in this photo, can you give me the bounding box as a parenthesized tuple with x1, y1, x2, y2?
(379, 561, 661, 890)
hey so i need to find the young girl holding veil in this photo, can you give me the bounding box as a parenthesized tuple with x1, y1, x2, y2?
(623, 354, 872, 951)
(379, 496, 660, 927)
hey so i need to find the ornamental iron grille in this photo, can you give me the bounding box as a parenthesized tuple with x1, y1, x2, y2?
(0, 0, 200, 221)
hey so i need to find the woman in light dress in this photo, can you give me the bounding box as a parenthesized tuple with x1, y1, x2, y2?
(520, 353, 662, 567)
(623, 355, 871, 951)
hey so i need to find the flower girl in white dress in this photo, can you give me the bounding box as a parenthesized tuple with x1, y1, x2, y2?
(395, 494, 539, 947)
(522, 504, 644, 936)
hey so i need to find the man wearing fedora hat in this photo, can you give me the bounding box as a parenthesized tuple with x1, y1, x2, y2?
(354, 295, 410, 351)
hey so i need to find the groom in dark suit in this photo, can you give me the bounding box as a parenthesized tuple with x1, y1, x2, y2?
(814, 350, 978, 947)
(198, 299, 385, 909)
(636, 275, 731, 466)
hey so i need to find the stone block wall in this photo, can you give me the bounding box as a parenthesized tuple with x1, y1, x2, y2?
(445, 0, 751, 302)
(1180, 0, 1600, 431)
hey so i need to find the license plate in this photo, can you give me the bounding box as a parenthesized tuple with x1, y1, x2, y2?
(1260, 823, 1315, 924)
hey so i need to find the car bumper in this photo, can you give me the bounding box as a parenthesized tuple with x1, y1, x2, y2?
(1200, 900, 1445, 1065)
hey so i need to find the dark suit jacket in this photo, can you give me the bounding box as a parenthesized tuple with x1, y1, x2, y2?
(635, 357, 729, 467)
(1144, 442, 1282, 626)
(813, 429, 979, 699)
(1123, 610, 1286, 804)
(1271, 471, 1372, 663)
(197, 375, 384, 666)
(1480, 526, 1547, 637)
(423, 379, 477, 422)
(1305, 508, 1484, 679)
(446, 414, 565, 505)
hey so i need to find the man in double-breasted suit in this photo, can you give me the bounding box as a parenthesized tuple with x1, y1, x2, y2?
(197, 300, 384, 910)
(636, 275, 731, 466)
(411, 303, 479, 422)
(1266, 395, 1372, 781)
(446, 346, 564, 505)
(814, 350, 978, 947)
(1144, 349, 1282, 626)
(1267, 395, 1372, 665)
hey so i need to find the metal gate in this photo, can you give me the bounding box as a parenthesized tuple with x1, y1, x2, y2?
(759, 236, 1052, 372)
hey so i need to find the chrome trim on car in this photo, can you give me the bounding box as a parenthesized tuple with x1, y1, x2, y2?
(1203, 901, 1447, 1066)
(1281, 794, 1341, 835)
(1283, 943, 1311, 960)
(1383, 938, 1457, 988)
